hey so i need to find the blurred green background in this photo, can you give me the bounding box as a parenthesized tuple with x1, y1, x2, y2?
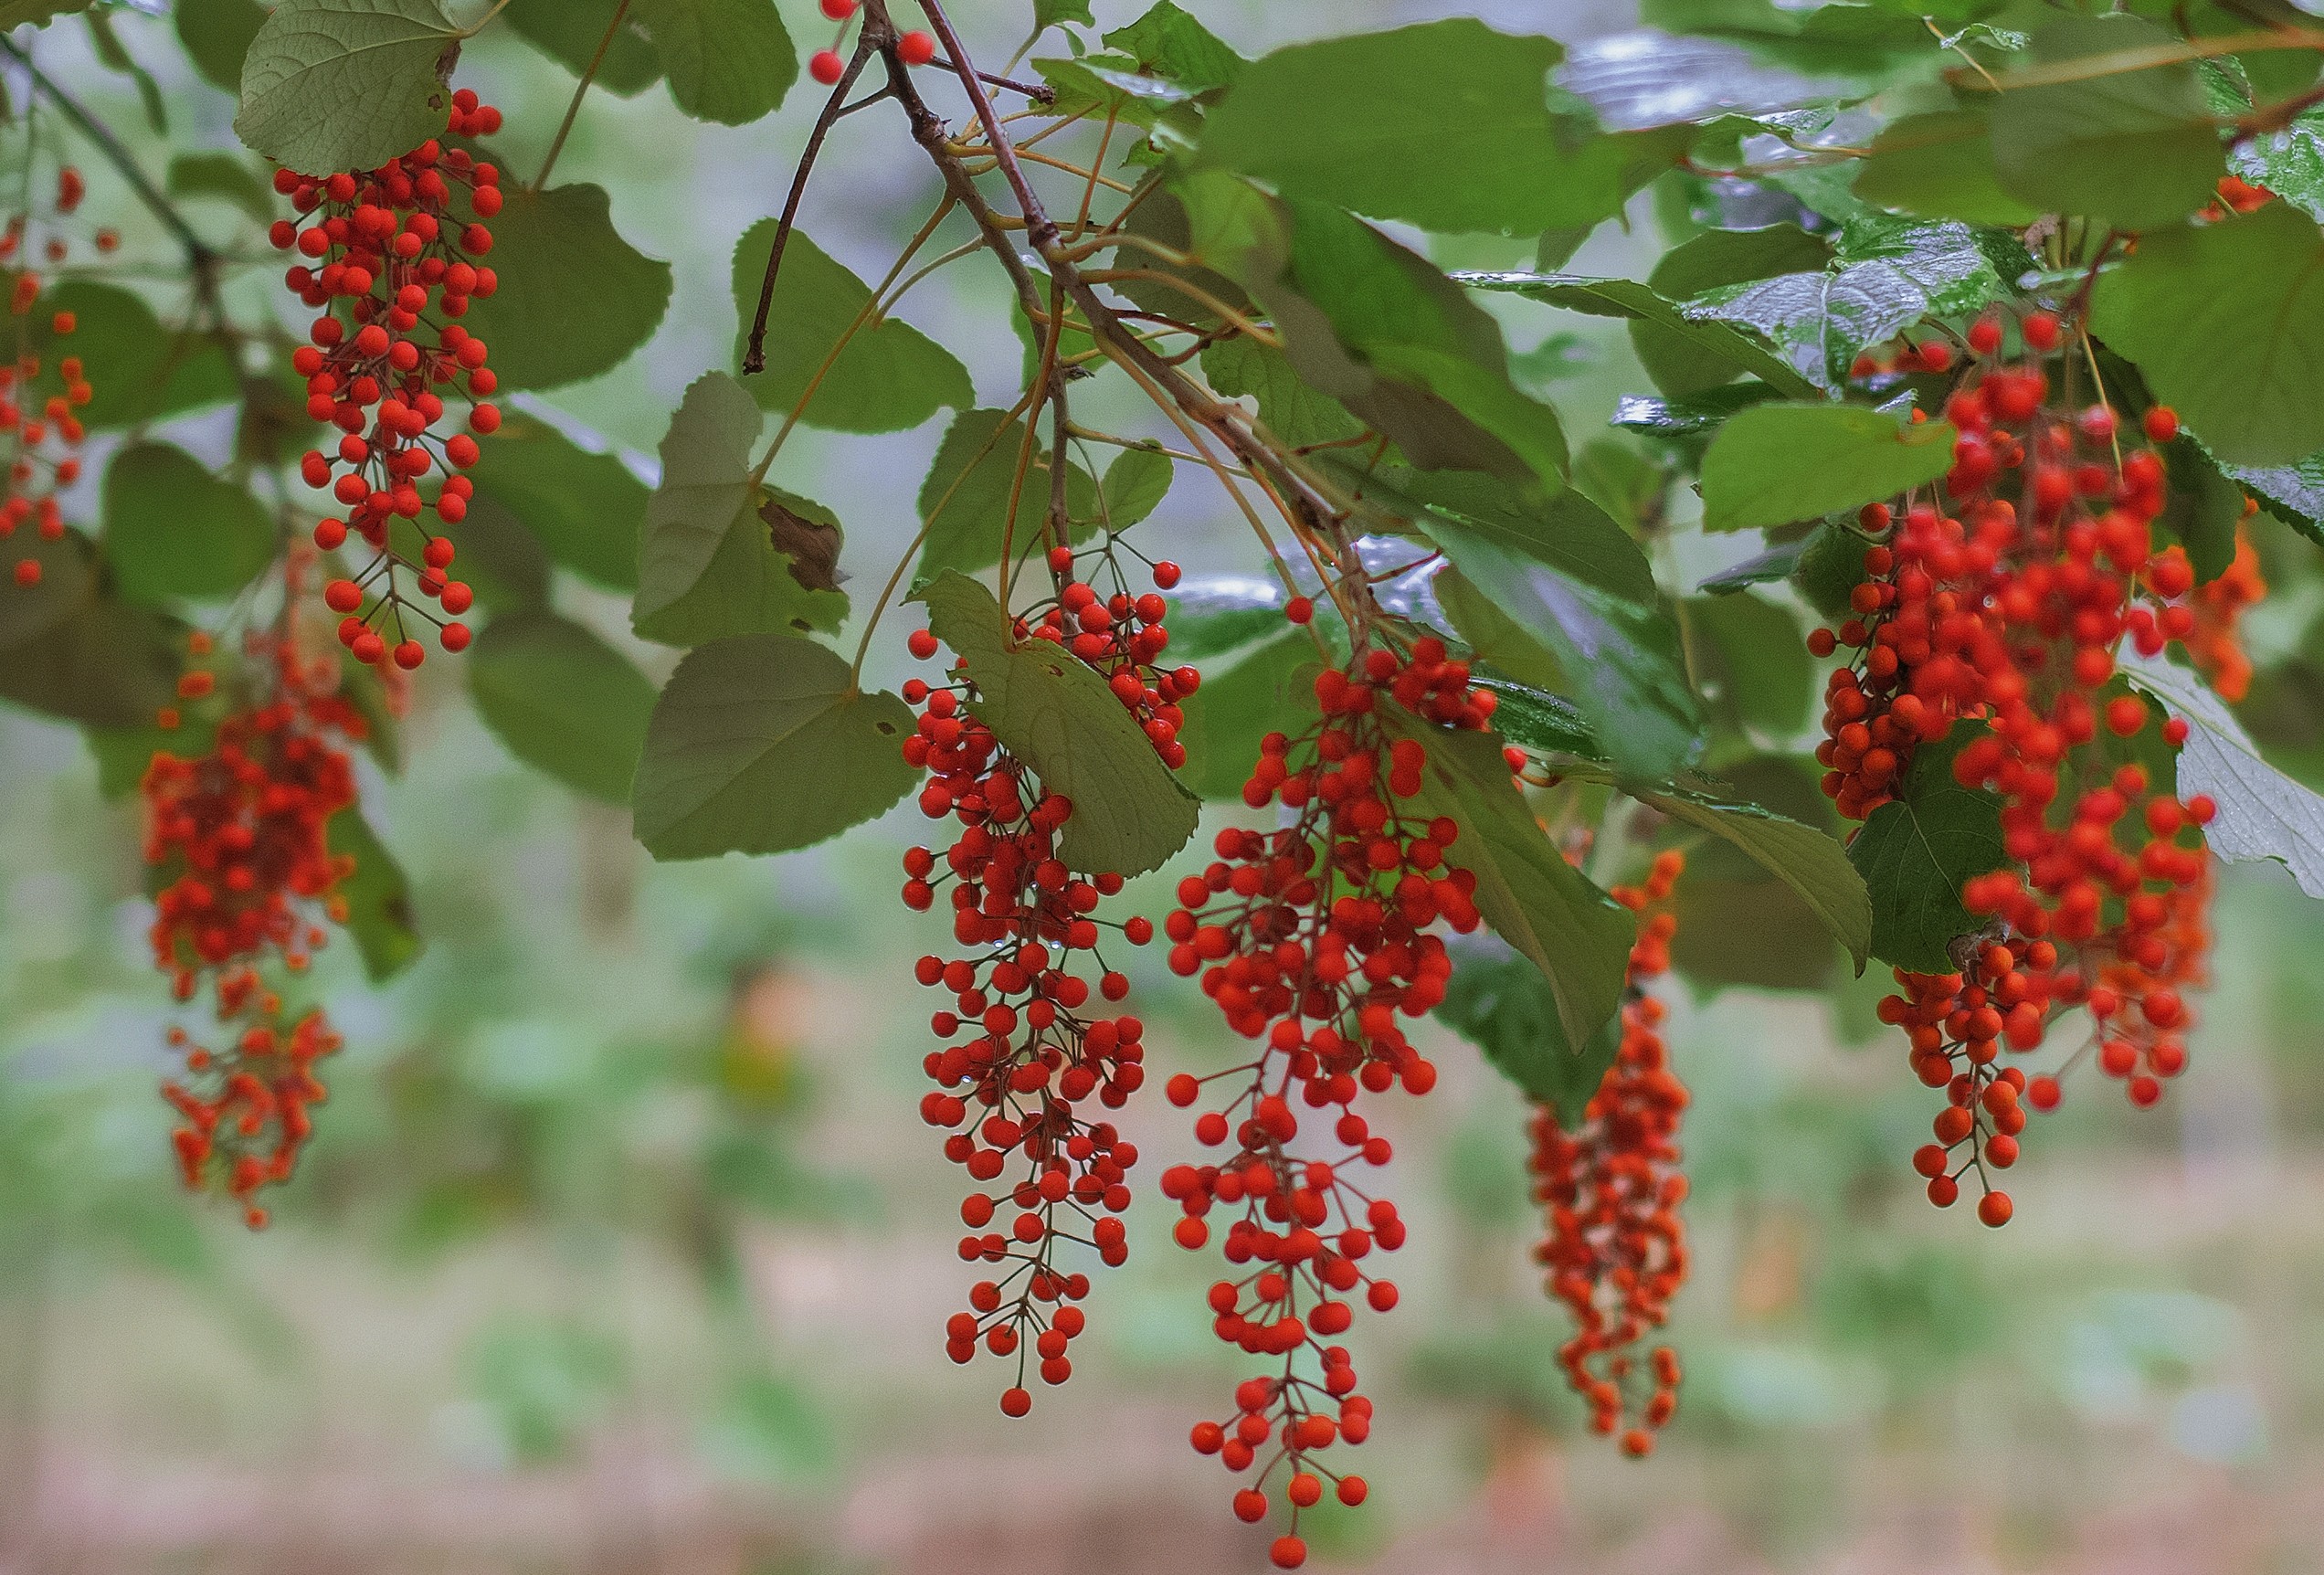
(5, 2, 2324, 1570)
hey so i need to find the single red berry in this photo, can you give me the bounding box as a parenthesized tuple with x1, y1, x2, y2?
(898, 30, 936, 65)
(1283, 595, 1314, 625)
(2143, 406, 2180, 444)
(809, 48, 846, 84)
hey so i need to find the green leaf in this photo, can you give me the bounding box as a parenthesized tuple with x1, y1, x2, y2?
(1199, 337, 1364, 450)
(2221, 449, 2324, 550)
(2158, 435, 2245, 583)
(916, 407, 1096, 579)
(1846, 725, 2005, 972)
(0, 528, 95, 650)
(1097, 448, 1173, 530)
(504, 0, 661, 96)
(1435, 936, 1619, 1122)
(1186, 180, 1568, 489)
(88, 722, 217, 800)
(728, 223, 971, 431)
(1666, 754, 1843, 993)
(2230, 102, 2324, 221)
(0, 543, 183, 730)
(1467, 676, 1601, 760)
(1639, 223, 1834, 396)
(468, 412, 648, 591)
(327, 809, 423, 982)
(1346, 466, 1698, 777)
(1855, 110, 2042, 227)
(1641, 0, 1940, 79)
(635, 0, 795, 125)
(0, 1, 91, 31)
(234, 0, 460, 174)
(1174, 628, 1315, 800)
(165, 153, 276, 224)
(633, 374, 848, 645)
(2090, 206, 2324, 468)
(1037, 0, 1095, 30)
(1103, 0, 1243, 91)
(101, 442, 276, 605)
(467, 611, 656, 803)
(404, 494, 550, 612)
(1701, 402, 1957, 533)
(2121, 648, 2324, 899)
(1197, 20, 1631, 235)
(915, 572, 1199, 877)
(632, 633, 916, 860)
(1989, 15, 2224, 230)
(456, 184, 672, 391)
(1377, 702, 1637, 1050)
(175, 0, 269, 95)
(1560, 763, 1872, 968)
(1459, 270, 1817, 399)
(28, 280, 237, 430)
(1684, 590, 1811, 737)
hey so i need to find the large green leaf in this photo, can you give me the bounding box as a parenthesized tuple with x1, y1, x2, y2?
(504, 0, 661, 96)
(1666, 754, 1843, 993)
(1558, 762, 1873, 968)
(1846, 726, 2005, 972)
(234, 0, 459, 174)
(1196, 19, 1638, 236)
(457, 184, 671, 391)
(2230, 101, 2324, 222)
(633, 374, 848, 646)
(1989, 14, 2224, 230)
(1435, 935, 1619, 1124)
(326, 809, 423, 982)
(914, 572, 1199, 877)
(915, 408, 1096, 579)
(1700, 402, 1957, 533)
(1185, 176, 1567, 489)
(1199, 337, 1364, 450)
(2090, 206, 2324, 468)
(632, 633, 916, 861)
(1459, 270, 1817, 399)
(1639, 223, 1835, 396)
(0, 544, 182, 730)
(1104, 0, 1242, 90)
(468, 611, 657, 803)
(1346, 465, 1698, 777)
(1855, 109, 2042, 227)
(1378, 703, 1636, 1050)
(27, 280, 237, 431)
(2122, 648, 2324, 899)
(1174, 628, 1316, 800)
(635, 0, 795, 124)
(1683, 590, 1812, 738)
(175, 0, 270, 94)
(468, 413, 648, 592)
(101, 442, 276, 605)
(729, 223, 971, 432)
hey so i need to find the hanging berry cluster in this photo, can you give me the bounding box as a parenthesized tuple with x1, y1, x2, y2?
(899, 559, 1187, 1418)
(1807, 309, 2236, 1221)
(269, 89, 503, 671)
(143, 634, 368, 1227)
(0, 165, 100, 591)
(1527, 850, 1690, 1458)
(1158, 632, 1495, 1570)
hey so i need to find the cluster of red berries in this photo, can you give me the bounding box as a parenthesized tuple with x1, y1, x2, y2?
(1018, 545, 1198, 767)
(162, 967, 342, 1231)
(898, 606, 1174, 1415)
(1807, 309, 2240, 1219)
(1158, 632, 1495, 1569)
(270, 89, 503, 671)
(143, 637, 369, 1226)
(807, 0, 936, 84)
(0, 166, 100, 591)
(1528, 851, 1690, 1457)
(2181, 530, 2267, 703)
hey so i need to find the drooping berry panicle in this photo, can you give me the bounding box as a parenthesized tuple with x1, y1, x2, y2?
(896, 557, 1184, 1417)
(1528, 850, 1690, 1458)
(143, 632, 369, 1227)
(1024, 543, 1198, 768)
(269, 89, 504, 671)
(0, 164, 101, 592)
(1161, 632, 1495, 1570)
(1808, 308, 2241, 1219)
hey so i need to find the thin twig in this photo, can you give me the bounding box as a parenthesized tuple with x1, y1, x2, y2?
(742, 33, 882, 374)
(532, 0, 632, 192)
(927, 57, 1056, 104)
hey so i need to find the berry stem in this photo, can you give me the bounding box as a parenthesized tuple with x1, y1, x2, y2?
(529, 0, 634, 194)
(741, 29, 883, 374)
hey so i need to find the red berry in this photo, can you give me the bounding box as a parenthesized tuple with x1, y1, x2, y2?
(897, 30, 936, 65)
(809, 48, 846, 84)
